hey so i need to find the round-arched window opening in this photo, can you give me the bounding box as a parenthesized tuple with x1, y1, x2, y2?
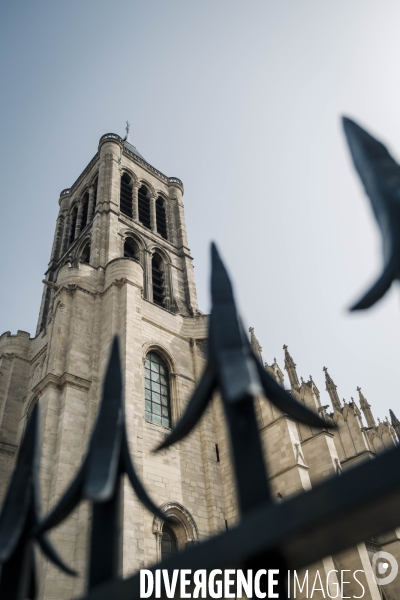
(124, 237, 139, 260)
(120, 173, 133, 218)
(138, 185, 151, 229)
(144, 352, 171, 428)
(69, 206, 78, 245)
(81, 192, 89, 230)
(156, 197, 168, 239)
(152, 253, 166, 308)
(161, 524, 177, 560)
(80, 243, 90, 264)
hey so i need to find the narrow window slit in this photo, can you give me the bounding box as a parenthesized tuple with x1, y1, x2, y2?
(215, 443, 220, 462)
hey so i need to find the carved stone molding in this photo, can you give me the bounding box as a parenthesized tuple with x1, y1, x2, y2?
(0, 442, 18, 458)
(0, 353, 30, 363)
(30, 344, 48, 365)
(31, 371, 92, 396)
(153, 502, 199, 541)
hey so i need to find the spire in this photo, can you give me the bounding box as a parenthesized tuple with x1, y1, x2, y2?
(323, 366, 342, 412)
(124, 120, 131, 143)
(249, 327, 263, 362)
(390, 409, 400, 440)
(357, 386, 376, 428)
(283, 345, 300, 391)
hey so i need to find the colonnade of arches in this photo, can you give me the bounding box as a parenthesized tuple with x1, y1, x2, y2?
(51, 171, 171, 268)
(120, 173, 169, 240)
(51, 178, 98, 263)
(49, 169, 176, 311)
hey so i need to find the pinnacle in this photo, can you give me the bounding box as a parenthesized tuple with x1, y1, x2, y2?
(248, 327, 262, 361)
(323, 366, 335, 387)
(283, 344, 296, 365)
(390, 409, 400, 426)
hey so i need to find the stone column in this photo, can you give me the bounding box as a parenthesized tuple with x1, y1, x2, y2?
(154, 531, 163, 562)
(87, 186, 95, 222)
(75, 201, 83, 238)
(144, 249, 152, 300)
(132, 183, 139, 221)
(150, 193, 157, 233)
(169, 183, 188, 248)
(50, 215, 65, 262)
(61, 213, 71, 254)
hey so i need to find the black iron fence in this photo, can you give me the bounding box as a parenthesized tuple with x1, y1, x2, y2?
(1, 117, 399, 599)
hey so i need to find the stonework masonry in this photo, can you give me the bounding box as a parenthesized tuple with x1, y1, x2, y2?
(1, 132, 400, 599)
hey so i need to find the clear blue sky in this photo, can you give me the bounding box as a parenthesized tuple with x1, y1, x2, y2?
(1, 0, 400, 421)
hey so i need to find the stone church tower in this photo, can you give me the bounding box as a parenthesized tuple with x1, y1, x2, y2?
(1, 131, 400, 599)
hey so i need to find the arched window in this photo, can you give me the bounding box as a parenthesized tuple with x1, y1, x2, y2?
(144, 352, 171, 428)
(120, 173, 133, 218)
(156, 197, 168, 239)
(123, 237, 139, 260)
(69, 206, 78, 244)
(138, 185, 151, 229)
(152, 253, 165, 307)
(81, 192, 89, 230)
(161, 524, 177, 560)
(80, 242, 90, 264)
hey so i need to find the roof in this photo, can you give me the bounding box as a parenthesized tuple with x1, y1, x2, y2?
(123, 140, 145, 160)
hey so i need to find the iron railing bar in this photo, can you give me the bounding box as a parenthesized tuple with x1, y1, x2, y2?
(76, 439, 400, 600)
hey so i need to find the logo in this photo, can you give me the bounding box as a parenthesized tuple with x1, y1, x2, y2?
(371, 551, 398, 586)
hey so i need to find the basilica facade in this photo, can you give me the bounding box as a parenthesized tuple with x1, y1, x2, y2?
(0, 132, 399, 599)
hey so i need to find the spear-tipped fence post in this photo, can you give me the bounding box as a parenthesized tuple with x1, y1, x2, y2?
(36, 337, 167, 592)
(155, 242, 329, 596)
(0, 404, 75, 600)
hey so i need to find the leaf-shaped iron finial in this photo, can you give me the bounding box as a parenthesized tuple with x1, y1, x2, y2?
(36, 337, 167, 591)
(157, 243, 329, 516)
(0, 403, 75, 600)
(342, 116, 400, 309)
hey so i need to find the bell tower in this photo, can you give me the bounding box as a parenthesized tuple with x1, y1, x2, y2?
(0, 131, 225, 599)
(37, 131, 199, 336)
(3, 129, 400, 600)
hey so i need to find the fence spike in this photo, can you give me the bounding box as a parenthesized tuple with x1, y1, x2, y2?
(0, 403, 76, 600)
(154, 238, 328, 600)
(156, 369, 217, 451)
(36, 336, 166, 591)
(157, 243, 328, 460)
(342, 116, 400, 309)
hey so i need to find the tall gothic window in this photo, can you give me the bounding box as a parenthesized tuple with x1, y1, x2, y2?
(161, 524, 177, 560)
(144, 352, 171, 428)
(120, 173, 133, 218)
(69, 206, 78, 244)
(156, 197, 168, 239)
(123, 237, 139, 260)
(138, 185, 151, 229)
(81, 192, 89, 230)
(152, 253, 165, 307)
